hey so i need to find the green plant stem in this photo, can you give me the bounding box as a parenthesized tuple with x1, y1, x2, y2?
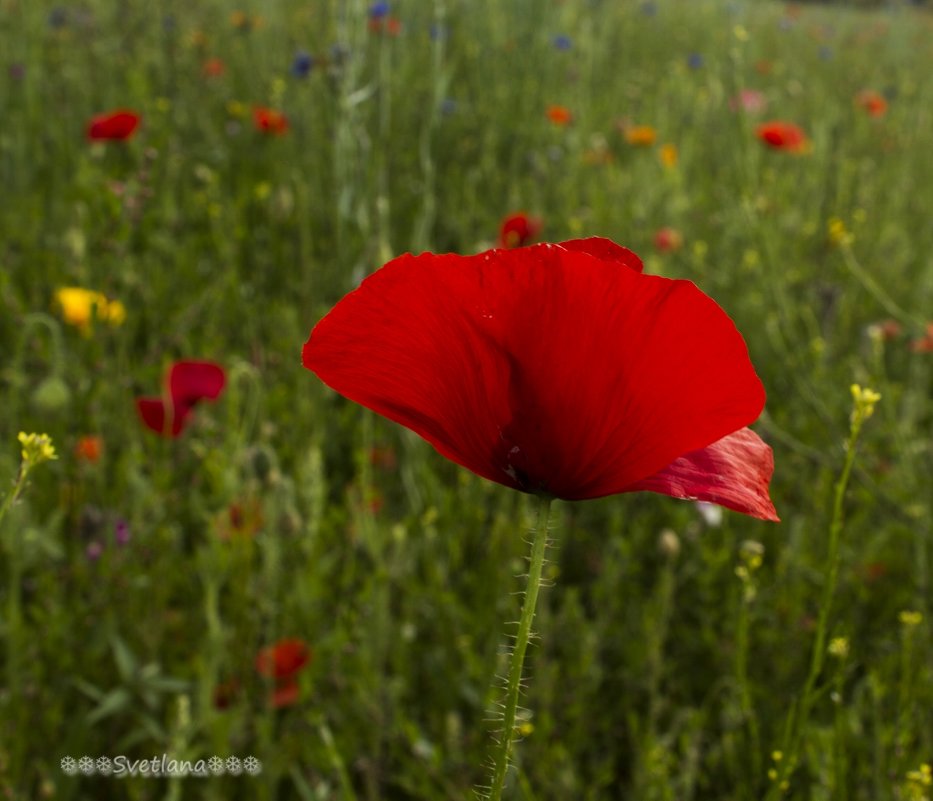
(486, 494, 553, 801)
(768, 411, 868, 799)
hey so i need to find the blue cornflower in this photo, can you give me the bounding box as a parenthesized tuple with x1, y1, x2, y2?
(552, 34, 572, 51)
(291, 51, 314, 78)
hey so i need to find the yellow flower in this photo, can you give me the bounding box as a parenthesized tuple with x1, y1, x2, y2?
(828, 637, 849, 658)
(850, 384, 881, 421)
(659, 143, 678, 168)
(899, 610, 923, 627)
(226, 100, 248, 118)
(828, 217, 853, 247)
(18, 432, 57, 467)
(55, 288, 126, 334)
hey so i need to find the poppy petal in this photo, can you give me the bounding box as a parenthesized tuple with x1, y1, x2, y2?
(255, 639, 311, 679)
(169, 360, 226, 410)
(558, 237, 644, 273)
(270, 679, 301, 708)
(625, 427, 779, 521)
(87, 110, 140, 141)
(304, 242, 768, 506)
(136, 397, 191, 437)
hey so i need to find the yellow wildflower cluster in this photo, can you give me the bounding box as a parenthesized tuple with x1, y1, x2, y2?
(55, 287, 126, 334)
(905, 763, 931, 801)
(828, 217, 854, 247)
(828, 636, 850, 659)
(18, 432, 57, 468)
(735, 540, 765, 602)
(850, 384, 881, 422)
(899, 610, 923, 627)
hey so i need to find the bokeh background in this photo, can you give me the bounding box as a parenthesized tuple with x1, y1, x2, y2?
(1, 0, 931, 799)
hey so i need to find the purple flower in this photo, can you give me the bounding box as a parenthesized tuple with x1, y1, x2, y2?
(369, 1, 389, 18)
(86, 541, 103, 561)
(552, 34, 572, 51)
(290, 51, 314, 78)
(115, 519, 131, 546)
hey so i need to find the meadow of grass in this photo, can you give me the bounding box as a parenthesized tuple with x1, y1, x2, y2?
(1, 0, 931, 799)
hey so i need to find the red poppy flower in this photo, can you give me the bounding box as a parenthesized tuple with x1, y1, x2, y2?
(368, 15, 402, 35)
(87, 109, 141, 141)
(653, 227, 683, 253)
(213, 679, 240, 709)
(270, 679, 301, 708)
(136, 360, 226, 437)
(253, 106, 289, 135)
(202, 57, 226, 78)
(855, 90, 887, 118)
(302, 238, 778, 520)
(255, 638, 312, 679)
(910, 322, 933, 353)
(756, 121, 809, 153)
(546, 105, 573, 126)
(75, 434, 103, 463)
(499, 212, 542, 248)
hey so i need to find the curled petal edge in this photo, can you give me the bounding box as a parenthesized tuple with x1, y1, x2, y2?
(624, 427, 779, 522)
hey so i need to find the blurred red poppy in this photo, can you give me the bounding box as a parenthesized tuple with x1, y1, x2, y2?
(255, 638, 311, 679)
(855, 90, 887, 118)
(256, 638, 312, 708)
(202, 57, 226, 78)
(653, 227, 683, 253)
(756, 121, 809, 153)
(87, 109, 140, 141)
(302, 238, 777, 520)
(253, 106, 289, 135)
(499, 212, 542, 248)
(136, 360, 226, 437)
(546, 105, 573, 126)
(75, 435, 103, 463)
(368, 16, 402, 35)
(213, 678, 240, 709)
(910, 322, 933, 353)
(270, 680, 301, 708)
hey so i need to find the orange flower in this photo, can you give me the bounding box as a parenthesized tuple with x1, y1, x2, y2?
(756, 121, 809, 153)
(546, 105, 572, 126)
(659, 143, 678, 168)
(75, 435, 103, 463)
(253, 106, 289, 135)
(624, 125, 657, 147)
(856, 90, 887, 118)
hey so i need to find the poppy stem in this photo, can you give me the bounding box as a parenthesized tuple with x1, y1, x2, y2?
(486, 494, 553, 801)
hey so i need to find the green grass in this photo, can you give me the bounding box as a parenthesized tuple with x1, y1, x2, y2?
(1, 0, 931, 799)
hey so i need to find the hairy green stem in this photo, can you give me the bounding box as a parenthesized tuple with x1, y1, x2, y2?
(768, 391, 875, 798)
(486, 494, 553, 801)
